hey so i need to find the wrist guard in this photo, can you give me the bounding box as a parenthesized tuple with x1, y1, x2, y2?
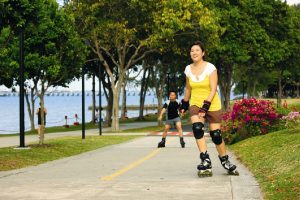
(199, 100, 211, 113)
(180, 99, 190, 113)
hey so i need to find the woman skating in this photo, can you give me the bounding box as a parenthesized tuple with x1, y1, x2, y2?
(180, 41, 238, 177)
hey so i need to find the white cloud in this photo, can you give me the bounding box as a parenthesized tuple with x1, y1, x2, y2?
(286, 0, 300, 5)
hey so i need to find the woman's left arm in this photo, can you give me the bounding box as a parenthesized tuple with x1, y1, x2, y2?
(206, 70, 218, 102)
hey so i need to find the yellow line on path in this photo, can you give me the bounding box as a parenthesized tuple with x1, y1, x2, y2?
(101, 148, 161, 181)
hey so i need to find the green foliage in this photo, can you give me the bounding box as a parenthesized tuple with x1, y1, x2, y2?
(0, 27, 18, 87)
(24, 2, 87, 88)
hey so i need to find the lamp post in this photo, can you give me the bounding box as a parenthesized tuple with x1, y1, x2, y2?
(98, 62, 102, 136)
(82, 67, 85, 139)
(19, 29, 25, 148)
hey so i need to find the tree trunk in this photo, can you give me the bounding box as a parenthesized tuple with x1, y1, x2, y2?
(138, 69, 150, 120)
(296, 83, 299, 98)
(30, 88, 35, 131)
(39, 90, 46, 145)
(219, 64, 233, 111)
(105, 90, 113, 126)
(121, 80, 127, 120)
(111, 71, 125, 131)
(25, 88, 35, 131)
(91, 73, 96, 124)
(102, 76, 113, 127)
(246, 78, 257, 98)
(111, 83, 122, 131)
(277, 73, 283, 108)
(151, 66, 166, 126)
(155, 79, 164, 126)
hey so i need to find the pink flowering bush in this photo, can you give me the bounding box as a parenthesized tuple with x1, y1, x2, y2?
(282, 111, 300, 129)
(221, 98, 281, 144)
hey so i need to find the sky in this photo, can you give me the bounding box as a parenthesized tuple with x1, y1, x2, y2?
(57, 0, 300, 6)
(286, 0, 300, 4)
(1, 0, 299, 92)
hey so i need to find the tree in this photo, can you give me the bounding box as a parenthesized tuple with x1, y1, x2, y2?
(201, 0, 296, 109)
(23, 0, 86, 144)
(0, 27, 17, 87)
(68, 0, 219, 131)
(0, 0, 42, 86)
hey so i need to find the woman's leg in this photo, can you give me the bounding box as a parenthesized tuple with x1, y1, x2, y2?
(191, 115, 206, 152)
(190, 111, 212, 176)
(209, 122, 238, 174)
(209, 123, 226, 156)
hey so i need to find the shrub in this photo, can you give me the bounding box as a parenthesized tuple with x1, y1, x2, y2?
(221, 98, 282, 144)
(282, 111, 300, 129)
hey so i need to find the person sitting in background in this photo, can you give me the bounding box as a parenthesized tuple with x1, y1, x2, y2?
(283, 100, 288, 109)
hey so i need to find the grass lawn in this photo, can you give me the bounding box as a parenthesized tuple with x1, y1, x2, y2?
(230, 128, 300, 200)
(119, 113, 190, 123)
(122, 125, 164, 133)
(0, 135, 140, 171)
(119, 113, 158, 123)
(0, 122, 99, 137)
(230, 98, 300, 107)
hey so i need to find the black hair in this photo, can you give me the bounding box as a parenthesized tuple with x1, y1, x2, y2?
(189, 41, 205, 52)
(169, 90, 177, 95)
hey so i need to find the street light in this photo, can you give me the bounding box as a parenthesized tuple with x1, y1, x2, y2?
(82, 67, 85, 139)
(19, 29, 25, 148)
(98, 62, 102, 136)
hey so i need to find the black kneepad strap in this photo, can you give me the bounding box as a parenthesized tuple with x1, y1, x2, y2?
(210, 129, 223, 145)
(192, 122, 204, 139)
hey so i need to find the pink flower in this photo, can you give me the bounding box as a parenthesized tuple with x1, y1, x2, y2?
(244, 115, 251, 122)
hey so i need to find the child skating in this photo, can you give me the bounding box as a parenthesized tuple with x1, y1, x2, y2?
(158, 91, 185, 148)
(180, 41, 238, 177)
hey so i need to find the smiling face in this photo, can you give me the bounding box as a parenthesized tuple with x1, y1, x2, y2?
(190, 44, 205, 63)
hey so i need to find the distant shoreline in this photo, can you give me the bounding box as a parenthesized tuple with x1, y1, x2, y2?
(88, 104, 159, 110)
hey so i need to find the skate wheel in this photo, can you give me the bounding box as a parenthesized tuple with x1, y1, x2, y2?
(228, 170, 239, 176)
(197, 170, 213, 177)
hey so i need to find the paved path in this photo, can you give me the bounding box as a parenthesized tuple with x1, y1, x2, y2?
(0, 136, 262, 200)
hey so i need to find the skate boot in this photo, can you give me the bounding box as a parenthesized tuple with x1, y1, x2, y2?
(219, 155, 239, 176)
(180, 137, 185, 148)
(157, 138, 166, 148)
(197, 151, 212, 177)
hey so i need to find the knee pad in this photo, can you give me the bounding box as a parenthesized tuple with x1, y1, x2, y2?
(210, 129, 223, 145)
(192, 122, 204, 139)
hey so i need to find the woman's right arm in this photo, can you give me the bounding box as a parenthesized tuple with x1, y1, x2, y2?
(180, 77, 191, 115)
(184, 77, 191, 101)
